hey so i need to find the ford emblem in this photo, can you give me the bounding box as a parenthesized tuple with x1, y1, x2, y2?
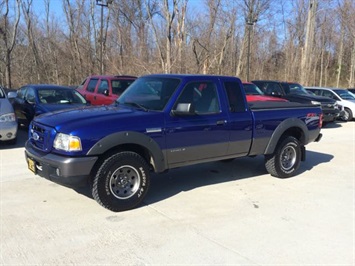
(33, 132, 40, 141)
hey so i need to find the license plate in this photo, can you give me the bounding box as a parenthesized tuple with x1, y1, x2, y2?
(28, 158, 36, 174)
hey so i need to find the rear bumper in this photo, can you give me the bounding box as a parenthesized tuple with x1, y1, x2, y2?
(25, 140, 98, 187)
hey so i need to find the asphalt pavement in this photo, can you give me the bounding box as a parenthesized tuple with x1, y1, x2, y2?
(0, 122, 354, 265)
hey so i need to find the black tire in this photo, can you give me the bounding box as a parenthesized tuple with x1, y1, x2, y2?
(264, 136, 301, 178)
(343, 108, 353, 121)
(92, 151, 150, 212)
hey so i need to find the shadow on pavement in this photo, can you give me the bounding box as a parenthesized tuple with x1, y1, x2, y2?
(72, 149, 334, 209)
(322, 120, 346, 129)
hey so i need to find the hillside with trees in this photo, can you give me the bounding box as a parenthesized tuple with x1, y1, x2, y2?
(1, 0, 355, 89)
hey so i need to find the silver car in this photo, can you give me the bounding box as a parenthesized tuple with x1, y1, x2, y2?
(0, 86, 18, 144)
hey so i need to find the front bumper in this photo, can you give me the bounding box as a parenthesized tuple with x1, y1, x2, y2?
(322, 108, 340, 122)
(0, 121, 17, 141)
(25, 140, 98, 187)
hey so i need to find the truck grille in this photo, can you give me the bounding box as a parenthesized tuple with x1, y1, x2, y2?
(29, 122, 55, 152)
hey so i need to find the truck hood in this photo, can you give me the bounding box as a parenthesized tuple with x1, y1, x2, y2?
(285, 93, 335, 103)
(34, 104, 152, 133)
(38, 103, 87, 114)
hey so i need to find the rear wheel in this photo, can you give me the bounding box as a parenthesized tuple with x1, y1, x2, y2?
(265, 136, 301, 178)
(92, 151, 150, 212)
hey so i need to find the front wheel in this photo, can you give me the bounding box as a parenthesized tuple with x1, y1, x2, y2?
(343, 108, 353, 121)
(264, 136, 301, 178)
(92, 151, 150, 212)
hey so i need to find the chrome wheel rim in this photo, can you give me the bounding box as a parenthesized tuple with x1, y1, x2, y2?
(280, 145, 297, 171)
(109, 165, 140, 199)
(343, 110, 349, 121)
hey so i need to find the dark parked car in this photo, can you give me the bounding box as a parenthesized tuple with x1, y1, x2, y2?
(9, 84, 88, 127)
(77, 75, 137, 105)
(252, 80, 341, 124)
(242, 82, 288, 102)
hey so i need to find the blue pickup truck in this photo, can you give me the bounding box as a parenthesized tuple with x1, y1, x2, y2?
(25, 74, 323, 211)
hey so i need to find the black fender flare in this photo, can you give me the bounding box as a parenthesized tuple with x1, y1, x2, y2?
(264, 118, 308, 155)
(86, 131, 167, 172)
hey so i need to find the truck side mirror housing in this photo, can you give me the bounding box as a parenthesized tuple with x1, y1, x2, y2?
(171, 103, 195, 116)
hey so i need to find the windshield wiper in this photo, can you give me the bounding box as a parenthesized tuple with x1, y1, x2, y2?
(123, 101, 148, 111)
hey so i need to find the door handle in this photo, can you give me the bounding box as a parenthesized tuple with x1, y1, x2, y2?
(216, 120, 227, 125)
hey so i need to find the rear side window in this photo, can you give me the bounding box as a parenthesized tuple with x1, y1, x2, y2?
(265, 83, 283, 95)
(223, 81, 246, 112)
(322, 90, 337, 100)
(98, 79, 109, 94)
(112, 80, 134, 95)
(87, 79, 98, 92)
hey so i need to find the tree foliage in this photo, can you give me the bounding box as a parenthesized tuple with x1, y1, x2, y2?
(0, 0, 354, 88)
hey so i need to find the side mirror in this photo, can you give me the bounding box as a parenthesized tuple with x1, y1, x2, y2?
(103, 89, 109, 96)
(171, 103, 195, 116)
(7, 91, 17, 99)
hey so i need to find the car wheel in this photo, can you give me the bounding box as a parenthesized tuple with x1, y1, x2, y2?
(344, 108, 353, 121)
(264, 136, 301, 178)
(92, 151, 150, 212)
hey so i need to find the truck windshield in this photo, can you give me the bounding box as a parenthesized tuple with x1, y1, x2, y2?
(117, 77, 181, 111)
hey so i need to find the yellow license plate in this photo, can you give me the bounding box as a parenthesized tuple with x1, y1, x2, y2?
(28, 158, 36, 173)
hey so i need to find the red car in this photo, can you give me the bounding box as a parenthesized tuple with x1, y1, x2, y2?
(77, 75, 137, 105)
(243, 82, 288, 102)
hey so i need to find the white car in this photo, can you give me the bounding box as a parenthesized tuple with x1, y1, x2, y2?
(0, 86, 18, 144)
(305, 87, 355, 121)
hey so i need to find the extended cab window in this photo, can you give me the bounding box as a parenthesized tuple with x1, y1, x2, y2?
(87, 79, 98, 92)
(223, 81, 246, 112)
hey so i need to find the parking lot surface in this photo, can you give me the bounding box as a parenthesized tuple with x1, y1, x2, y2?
(1, 122, 354, 265)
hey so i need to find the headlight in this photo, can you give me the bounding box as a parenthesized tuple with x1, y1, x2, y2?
(53, 133, 82, 151)
(0, 113, 16, 122)
(311, 101, 321, 105)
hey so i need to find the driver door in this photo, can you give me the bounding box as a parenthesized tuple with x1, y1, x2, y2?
(164, 80, 229, 166)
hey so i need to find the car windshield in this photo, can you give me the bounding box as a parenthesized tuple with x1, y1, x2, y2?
(38, 88, 86, 104)
(287, 83, 309, 95)
(243, 83, 264, 95)
(117, 77, 181, 111)
(333, 89, 355, 100)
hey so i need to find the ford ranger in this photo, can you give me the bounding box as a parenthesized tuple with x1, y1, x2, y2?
(25, 74, 323, 212)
